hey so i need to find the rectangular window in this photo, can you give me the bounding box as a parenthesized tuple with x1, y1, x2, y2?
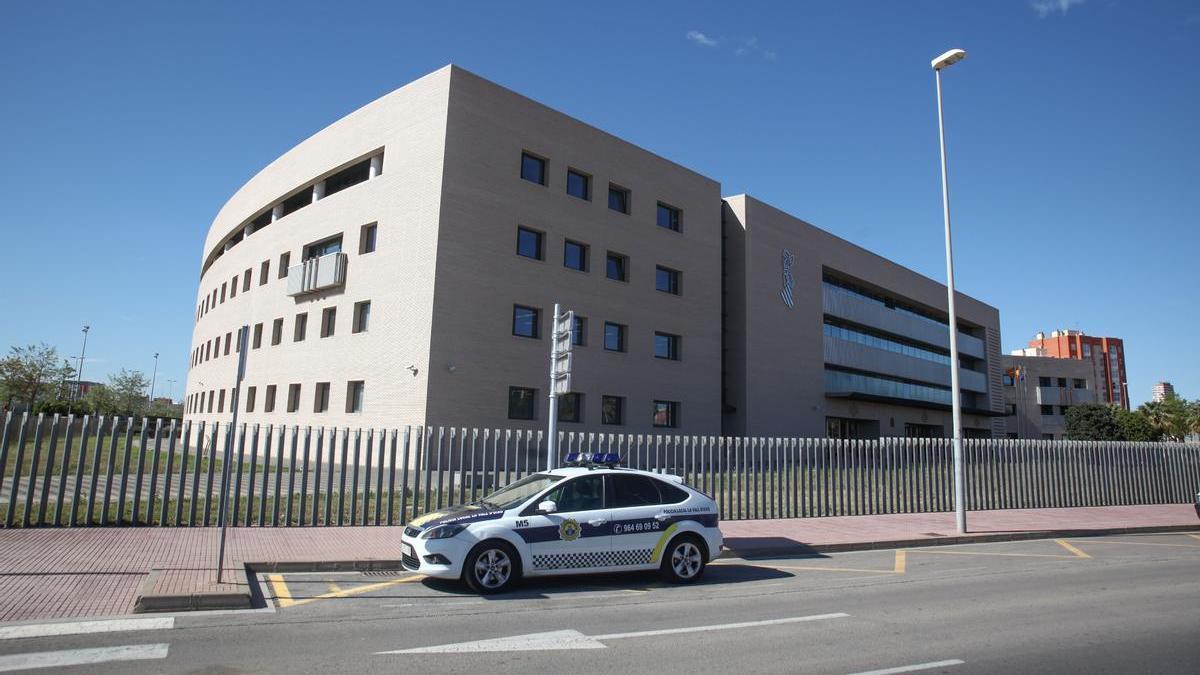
(604, 322, 626, 352)
(1057, 377, 1067, 388)
(287, 383, 301, 413)
(558, 393, 582, 423)
(294, 313, 307, 342)
(205, 340, 211, 361)
(563, 240, 589, 272)
(1073, 378, 1086, 389)
(653, 400, 680, 428)
(520, 152, 546, 185)
(654, 332, 681, 360)
(320, 307, 336, 338)
(230, 276, 237, 298)
(606, 252, 628, 282)
(516, 227, 544, 260)
(359, 223, 377, 254)
(220, 282, 227, 303)
(1039, 376, 1052, 387)
(304, 235, 342, 260)
(656, 202, 681, 231)
(211, 336, 219, 359)
(566, 169, 590, 200)
(323, 157, 372, 198)
(601, 395, 624, 425)
(1040, 404, 1054, 416)
(353, 300, 371, 333)
(346, 380, 364, 413)
(218, 389, 226, 414)
(252, 323, 263, 349)
(246, 386, 257, 413)
(1005, 403, 1017, 416)
(271, 318, 283, 346)
(278, 252, 290, 278)
(207, 390, 214, 413)
(1003, 374, 1014, 386)
(513, 305, 540, 338)
(608, 184, 630, 214)
(508, 386, 537, 420)
(260, 260, 270, 285)
(243, 269, 252, 292)
(314, 382, 330, 413)
(264, 385, 277, 413)
(572, 315, 587, 346)
(224, 331, 232, 356)
(655, 266, 681, 294)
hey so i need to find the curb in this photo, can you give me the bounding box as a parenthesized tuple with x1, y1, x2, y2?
(134, 567, 253, 613)
(721, 523, 1200, 558)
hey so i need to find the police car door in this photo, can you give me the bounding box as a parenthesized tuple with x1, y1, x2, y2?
(607, 474, 670, 568)
(518, 474, 612, 573)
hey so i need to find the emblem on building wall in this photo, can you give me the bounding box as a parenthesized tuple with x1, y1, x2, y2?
(780, 249, 795, 308)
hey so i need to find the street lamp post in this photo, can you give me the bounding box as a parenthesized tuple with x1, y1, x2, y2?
(932, 47, 968, 534)
(148, 353, 160, 405)
(166, 379, 177, 402)
(69, 325, 90, 416)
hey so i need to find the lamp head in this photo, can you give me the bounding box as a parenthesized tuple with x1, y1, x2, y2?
(931, 48, 967, 71)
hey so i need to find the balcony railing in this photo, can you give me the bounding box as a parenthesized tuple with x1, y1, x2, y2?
(286, 252, 347, 296)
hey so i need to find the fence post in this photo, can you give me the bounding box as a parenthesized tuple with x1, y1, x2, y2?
(70, 415, 92, 527)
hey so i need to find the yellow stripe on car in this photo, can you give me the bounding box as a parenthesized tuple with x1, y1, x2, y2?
(650, 523, 680, 563)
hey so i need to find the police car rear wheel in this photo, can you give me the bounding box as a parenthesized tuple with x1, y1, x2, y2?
(661, 535, 706, 583)
(464, 541, 518, 594)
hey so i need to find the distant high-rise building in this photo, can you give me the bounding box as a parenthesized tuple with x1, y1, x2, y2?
(1151, 381, 1175, 403)
(1012, 330, 1128, 410)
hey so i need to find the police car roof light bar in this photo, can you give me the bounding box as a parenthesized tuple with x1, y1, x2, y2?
(562, 452, 622, 467)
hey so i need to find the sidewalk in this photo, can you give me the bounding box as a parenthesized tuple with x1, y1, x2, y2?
(0, 504, 1195, 624)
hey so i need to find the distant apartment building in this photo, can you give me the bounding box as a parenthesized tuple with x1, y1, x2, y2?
(184, 65, 1004, 439)
(1151, 381, 1175, 403)
(1012, 330, 1129, 410)
(1002, 355, 1097, 440)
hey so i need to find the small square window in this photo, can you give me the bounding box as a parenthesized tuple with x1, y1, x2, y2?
(271, 318, 283, 346)
(346, 381, 365, 413)
(1039, 376, 1052, 387)
(320, 307, 336, 338)
(264, 385, 277, 413)
(294, 313, 307, 342)
(520, 152, 546, 185)
(602, 395, 624, 425)
(557, 393, 582, 423)
(359, 223, 377, 254)
(654, 332, 680, 360)
(287, 384, 301, 413)
(314, 382, 330, 413)
(246, 386, 257, 413)
(278, 252, 290, 278)
(608, 184, 630, 214)
(517, 227, 544, 260)
(353, 301, 371, 333)
(304, 235, 342, 260)
(513, 305, 540, 338)
(655, 266, 681, 294)
(566, 169, 590, 200)
(260, 260, 270, 285)
(604, 322, 626, 352)
(572, 315, 587, 346)
(657, 202, 681, 231)
(653, 400, 680, 428)
(606, 252, 628, 282)
(1040, 404, 1054, 416)
(508, 386, 537, 420)
(564, 240, 589, 272)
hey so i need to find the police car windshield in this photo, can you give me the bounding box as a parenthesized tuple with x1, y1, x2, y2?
(479, 473, 563, 510)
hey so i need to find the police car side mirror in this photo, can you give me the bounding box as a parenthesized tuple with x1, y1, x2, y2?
(538, 500, 557, 514)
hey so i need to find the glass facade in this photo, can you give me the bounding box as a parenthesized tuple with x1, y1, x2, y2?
(823, 321, 949, 365)
(824, 367, 952, 407)
(822, 276, 948, 329)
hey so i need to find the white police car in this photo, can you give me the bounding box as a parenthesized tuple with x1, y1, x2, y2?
(400, 453, 723, 593)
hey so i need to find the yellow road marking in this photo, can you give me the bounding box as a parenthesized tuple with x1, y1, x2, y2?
(266, 574, 295, 608)
(1054, 539, 1091, 559)
(328, 582, 344, 594)
(1070, 539, 1200, 548)
(1187, 534, 1200, 542)
(286, 574, 426, 608)
(894, 550, 906, 574)
(909, 549, 1076, 559)
(715, 550, 906, 576)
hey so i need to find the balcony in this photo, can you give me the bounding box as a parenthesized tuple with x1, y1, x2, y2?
(286, 252, 347, 296)
(822, 285, 986, 359)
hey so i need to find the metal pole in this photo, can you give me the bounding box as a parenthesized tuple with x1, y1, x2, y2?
(217, 326, 249, 583)
(546, 303, 560, 471)
(69, 326, 90, 415)
(935, 66, 966, 534)
(148, 353, 159, 404)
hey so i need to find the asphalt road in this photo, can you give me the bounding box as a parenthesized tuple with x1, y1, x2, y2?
(1, 532, 1198, 674)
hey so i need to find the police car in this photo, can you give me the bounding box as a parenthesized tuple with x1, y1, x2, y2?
(400, 453, 723, 593)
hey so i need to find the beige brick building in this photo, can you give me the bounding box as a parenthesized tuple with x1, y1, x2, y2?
(185, 65, 1004, 439)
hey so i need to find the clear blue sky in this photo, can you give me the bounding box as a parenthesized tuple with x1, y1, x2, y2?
(1, 1, 1196, 406)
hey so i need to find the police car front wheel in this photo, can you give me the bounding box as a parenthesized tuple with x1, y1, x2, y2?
(661, 534, 706, 583)
(463, 541, 520, 593)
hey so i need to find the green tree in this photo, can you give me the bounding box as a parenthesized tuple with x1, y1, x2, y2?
(83, 383, 119, 416)
(1064, 403, 1121, 441)
(0, 343, 74, 411)
(1114, 408, 1161, 442)
(108, 369, 151, 416)
(1140, 395, 1191, 442)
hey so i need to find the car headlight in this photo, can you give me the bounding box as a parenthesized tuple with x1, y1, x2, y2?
(424, 523, 466, 540)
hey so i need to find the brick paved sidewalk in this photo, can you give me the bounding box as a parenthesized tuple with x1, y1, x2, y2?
(0, 504, 1195, 624)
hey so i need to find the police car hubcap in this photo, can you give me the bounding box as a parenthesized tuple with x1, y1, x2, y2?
(672, 543, 702, 578)
(475, 549, 511, 588)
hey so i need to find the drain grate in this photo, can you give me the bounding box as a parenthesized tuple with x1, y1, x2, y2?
(362, 569, 405, 577)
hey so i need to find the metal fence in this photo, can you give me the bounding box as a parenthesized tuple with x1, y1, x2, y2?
(1, 412, 1197, 528)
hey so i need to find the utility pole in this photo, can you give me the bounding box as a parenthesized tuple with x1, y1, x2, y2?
(69, 325, 90, 416)
(217, 326, 249, 584)
(148, 352, 160, 404)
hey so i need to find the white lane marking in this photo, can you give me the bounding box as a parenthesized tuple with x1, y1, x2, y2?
(0, 617, 173, 641)
(378, 629, 606, 654)
(376, 613, 848, 654)
(0, 644, 170, 672)
(849, 659, 966, 675)
(592, 613, 849, 640)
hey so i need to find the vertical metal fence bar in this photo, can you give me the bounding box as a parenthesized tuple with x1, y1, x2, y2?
(272, 425, 284, 527)
(245, 424, 259, 527)
(375, 429, 386, 525)
(70, 415, 93, 527)
(0, 413, 14, 526)
(298, 426, 312, 527)
(324, 428, 336, 526)
(36, 415, 61, 526)
(232, 424, 248, 527)
(19, 414, 46, 528)
(414, 427, 428, 520)
(100, 417, 121, 526)
(178, 421, 193, 526)
(338, 428, 350, 525)
(203, 423, 220, 526)
(129, 417, 148, 524)
(350, 428, 363, 525)
(285, 426, 298, 526)
(361, 429, 373, 526)
(434, 428, 446, 511)
(387, 429, 399, 526)
(112, 418, 134, 525)
(90, 415, 109, 527)
(146, 419, 166, 525)
(258, 424, 272, 527)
